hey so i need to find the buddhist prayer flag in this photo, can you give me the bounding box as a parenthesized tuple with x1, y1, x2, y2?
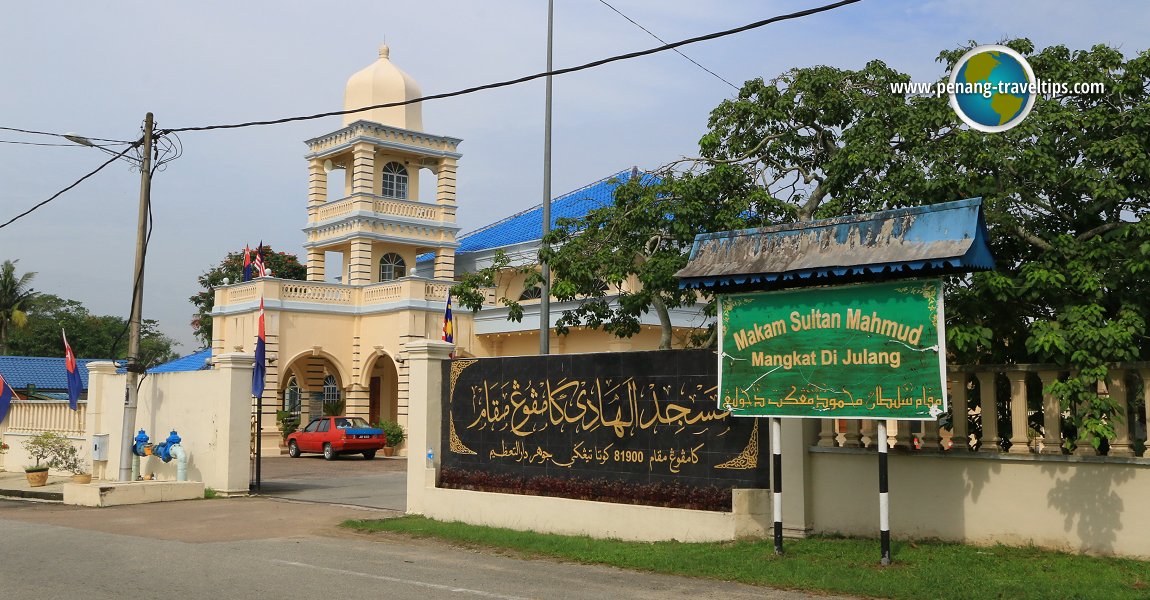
(63, 330, 82, 410)
(252, 298, 267, 398)
(0, 372, 12, 425)
(243, 245, 253, 282)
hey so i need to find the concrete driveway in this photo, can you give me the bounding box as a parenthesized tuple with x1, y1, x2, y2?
(255, 454, 407, 510)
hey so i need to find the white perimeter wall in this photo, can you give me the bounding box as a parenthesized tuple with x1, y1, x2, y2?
(84, 353, 254, 493)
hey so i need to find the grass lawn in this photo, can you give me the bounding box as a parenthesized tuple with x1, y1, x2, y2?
(342, 516, 1150, 600)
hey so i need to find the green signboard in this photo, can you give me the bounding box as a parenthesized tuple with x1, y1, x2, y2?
(718, 279, 946, 420)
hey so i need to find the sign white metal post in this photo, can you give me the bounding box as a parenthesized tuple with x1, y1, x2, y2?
(877, 419, 891, 565)
(770, 417, 783, 554)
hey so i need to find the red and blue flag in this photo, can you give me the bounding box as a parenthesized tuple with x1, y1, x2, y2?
(252, 298, 267, 398)
(0, 372, 13, 425)
(242, 245, 253, 282)
(63, 330, 82, 410)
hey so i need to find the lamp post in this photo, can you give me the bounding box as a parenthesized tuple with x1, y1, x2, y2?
(67, 113, 154, 482)
(539, 0, 554, 355)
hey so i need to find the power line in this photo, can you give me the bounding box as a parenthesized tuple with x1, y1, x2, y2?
(595, 0, 739, 91)
(0, 126, 133, 144)
(0, 139, 87, 147)
(162, 0, 863, 134)
(0, 141, 141, 230)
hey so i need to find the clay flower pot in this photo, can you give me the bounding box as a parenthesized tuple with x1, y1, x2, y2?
(71, 473, 92, 484)
(25, 469, 49, 487)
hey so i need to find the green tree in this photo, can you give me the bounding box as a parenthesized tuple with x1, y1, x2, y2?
(189, 246, 306, 348)
(7, 293, 179, 367)
(0, 259, 38, 355)
(457, 40, 1150, 449)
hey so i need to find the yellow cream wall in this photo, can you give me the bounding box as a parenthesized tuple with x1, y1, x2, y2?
(474, 326, 668, 357)
(809, 450, 1150, 558)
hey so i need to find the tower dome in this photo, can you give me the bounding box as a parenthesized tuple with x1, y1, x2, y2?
(342, 44, 423, 131)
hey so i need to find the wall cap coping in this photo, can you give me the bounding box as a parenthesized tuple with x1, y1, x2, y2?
(809, 445, 1150, 466)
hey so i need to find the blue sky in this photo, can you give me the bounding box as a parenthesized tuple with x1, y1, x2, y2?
(1, 0, 1147, 352)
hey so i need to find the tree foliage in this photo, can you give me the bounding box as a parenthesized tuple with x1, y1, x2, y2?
(189, 246, 306, 348)
(7, 293, 179, 367)
(0, 259, 38, 355)
(455, 39, 1149, 449)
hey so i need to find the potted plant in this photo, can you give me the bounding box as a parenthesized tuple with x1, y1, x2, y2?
(275, 410, 300, 448)
(378, 420, 405, 457)
(23, 431, 73, 487)
(54, 441, 91, 483)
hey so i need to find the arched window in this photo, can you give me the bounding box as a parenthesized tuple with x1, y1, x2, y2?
(283, 376, 301, 415)
(381, 162, 408, 199)
(379, 252, 407, 281)
(518, 286, 542, 300)
(323, 375, 341, 404)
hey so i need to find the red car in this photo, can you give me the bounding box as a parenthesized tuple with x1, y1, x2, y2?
(287, 416, 386, 460)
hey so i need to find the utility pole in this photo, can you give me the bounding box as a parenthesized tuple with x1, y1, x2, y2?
(539, 0, 554, 355)
(118, 113, 154, 482)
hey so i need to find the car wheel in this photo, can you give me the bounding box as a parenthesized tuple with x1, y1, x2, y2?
(323, 443, 335, 461)
(287, 440, 300, 458)
(363, 450, 376, 460)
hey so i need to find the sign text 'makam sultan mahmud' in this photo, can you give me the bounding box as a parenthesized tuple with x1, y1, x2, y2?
(719, 279, 947, 420)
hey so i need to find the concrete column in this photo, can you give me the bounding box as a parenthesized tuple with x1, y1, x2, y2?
(348, 239, 374, 284)
(212, 353, 259, 494)
(350, 143, 375, 196)
(860, 419, 876, 448)
(436, 158, 457, 210)
(1106, 370, 1134, 457)
(920, 417, 942, 452)
(842, 419, 862, 448)
(307, 159, 327, 208)
(975, 372, 1000, 452)
(780, 417, 816, 537)
(891, 419, 911, 450)
(948, 371, 970, 451)
(84, 361, 120, 481)
(1141, 369, 1150, 453)
(345, 383, 371, 421)
(816, 418, 837, 448)
(433, 247, 456, 281)
(402, 339, 454, 516)
(1037, 371, 1063, 454)
(1006, 371, 1031, 454)
(306, 248, 325, 282)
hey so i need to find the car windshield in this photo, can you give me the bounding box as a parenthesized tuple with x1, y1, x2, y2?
(336, 417, 372, 428)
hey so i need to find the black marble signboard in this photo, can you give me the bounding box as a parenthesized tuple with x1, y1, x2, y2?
(441, 350, 768, 508)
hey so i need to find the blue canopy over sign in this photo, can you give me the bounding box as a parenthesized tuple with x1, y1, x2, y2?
(677, 198, 994, 291)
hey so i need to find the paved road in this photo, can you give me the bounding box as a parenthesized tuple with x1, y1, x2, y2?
(256, 454, 407, 510)
(0, 497, 854, 600)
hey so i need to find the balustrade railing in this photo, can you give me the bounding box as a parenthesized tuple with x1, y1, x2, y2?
(3, 400, 86, 436)
(816, 364, 1149, 459)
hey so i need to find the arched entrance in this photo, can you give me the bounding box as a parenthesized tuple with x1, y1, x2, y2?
(365, 353, 399, 424)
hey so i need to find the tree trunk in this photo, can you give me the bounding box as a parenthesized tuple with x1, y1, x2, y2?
(651, 295, 673, 350)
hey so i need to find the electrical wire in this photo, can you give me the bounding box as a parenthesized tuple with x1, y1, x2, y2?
(161, 0, 863, 134)
(0, 141, 142, 230)
(0, 139, 95, 147)
(595, 0, 739, 91)
(0, 125, 134, 144)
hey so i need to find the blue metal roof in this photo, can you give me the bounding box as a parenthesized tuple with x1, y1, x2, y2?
(148, 348, 212, 374)
(450, 168, 654, 257)
(677, 198, 995, 290)
(0, 356, 108, 391)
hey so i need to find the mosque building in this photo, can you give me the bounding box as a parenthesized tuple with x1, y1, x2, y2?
(208, 46, 704, 448)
